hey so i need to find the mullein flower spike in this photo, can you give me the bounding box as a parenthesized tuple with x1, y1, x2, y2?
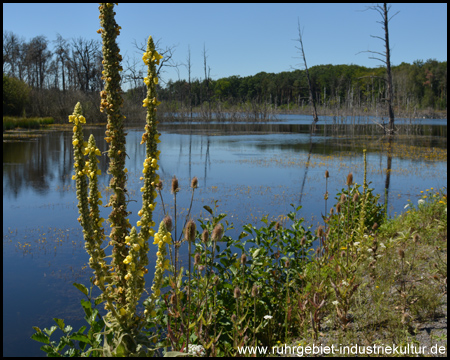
(99, 2, 130, 311)
(144, 220, 171, 319)
(70, 103, 117, 319)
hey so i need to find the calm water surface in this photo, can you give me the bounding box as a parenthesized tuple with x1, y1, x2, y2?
(3, 115, 447, 357)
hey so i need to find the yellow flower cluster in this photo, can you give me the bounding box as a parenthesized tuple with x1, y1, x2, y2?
(69, 114, 86, 125)
(142, 96, 162, 108)
(142, 49, 163, 66)
(143, 220, 170, 319)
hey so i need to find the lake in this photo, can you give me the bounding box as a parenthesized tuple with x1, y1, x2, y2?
(2, 114, 447, 357)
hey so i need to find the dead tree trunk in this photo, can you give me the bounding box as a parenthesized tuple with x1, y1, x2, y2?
(295, 19, 319, 127)
(359, 3, 398, 134)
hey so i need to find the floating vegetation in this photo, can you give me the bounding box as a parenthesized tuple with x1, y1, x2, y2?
(3, 226, 85, 259)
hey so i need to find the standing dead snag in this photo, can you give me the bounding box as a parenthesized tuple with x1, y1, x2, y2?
(358, 3, 398, 134)
(295, 19, 319, 129)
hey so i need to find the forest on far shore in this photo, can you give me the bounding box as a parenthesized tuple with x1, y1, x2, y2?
(3, 30, 447, 122)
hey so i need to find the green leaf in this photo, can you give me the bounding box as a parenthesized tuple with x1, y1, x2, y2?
(40, 345, 58, 355)
(229, 265, 238, 276)
(203, 205, 213, 215)
(94, 296, 104, 306)
(44, 326, 57, 337)
(53, 318, 65, 331)
(80, 298, 92, 318)
(252, 248, 261, 258)
(114, 342, 126, 357)
(63, 325, 73, 334)
(164, 351, 189, 357)
(70, 334, 91, 344)
(31, 332, 50, 344)
(73, 282, 88, 297)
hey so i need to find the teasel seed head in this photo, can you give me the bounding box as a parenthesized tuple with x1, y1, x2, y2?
(398, 248, 405, 259)
(233, 286, 241, 299)
(329, 207, 334, 216)
(155, 180, 163, 191)
(275, 221, 281, 231)
(325, 170, 329, 178)
(170, 293, 177, 306)
(372, 222, 378, 231)
(185, 219, 196, 243)
(317, 225, 324, 237)
(171, 176, 179, 193)
(241, 253, 247, 265)
(346, 173, 353, 186)
(211, 223, 224, 242)
(201, 228, 209, 244)
(285, 259, 290, 268)
(163, 215, 173, 232)
(340, 194, 347, 203)
(251, 284, 259, 297)
(300, 236, 306, 246)
(191, 176, 198, 189)
(336, 203, 342, 213)
(194, 253, 201, 266)
(352, 192, 359, 203)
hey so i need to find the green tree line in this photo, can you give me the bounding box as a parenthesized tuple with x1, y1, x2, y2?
(3, 28, 447, 120)
(154, 60, 446, 113)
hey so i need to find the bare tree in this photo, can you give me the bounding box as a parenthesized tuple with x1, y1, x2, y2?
(53, 34, 69, 92)
(185, 45, 193, 119)
(358, 3, 398, 134)
(3, 31, 24, 78)
(202, 43, 212, 118)
(294, 19, 319, 126)
(132, 37, 180, 81)
(70, 37, 102, 92)
(23, 36, 52, 89)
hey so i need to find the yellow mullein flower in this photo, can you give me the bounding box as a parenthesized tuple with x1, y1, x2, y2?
(72, 175, 76, 180)
(72, 139, 79, 146)
(143, 98, 150, 107)
(69, 115, 75, 123)
(137, 221, 142, 227)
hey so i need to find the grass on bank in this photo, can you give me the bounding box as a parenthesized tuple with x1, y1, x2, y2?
(285, 188, 447, 357)
(3, 116, 54, 131)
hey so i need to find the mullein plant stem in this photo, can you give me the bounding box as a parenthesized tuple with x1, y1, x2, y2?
(185, 220, 196, 354)
(98, 3, 130, 312)
(359, 150, 368, 237)
(70, 105, 121, 322)
(69, 4, 165, 354)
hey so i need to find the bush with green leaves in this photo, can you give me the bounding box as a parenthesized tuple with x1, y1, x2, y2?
(3, 73, 31, 116)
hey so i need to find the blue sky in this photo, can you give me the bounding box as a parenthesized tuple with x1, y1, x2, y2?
(3, 3, 447, 86)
